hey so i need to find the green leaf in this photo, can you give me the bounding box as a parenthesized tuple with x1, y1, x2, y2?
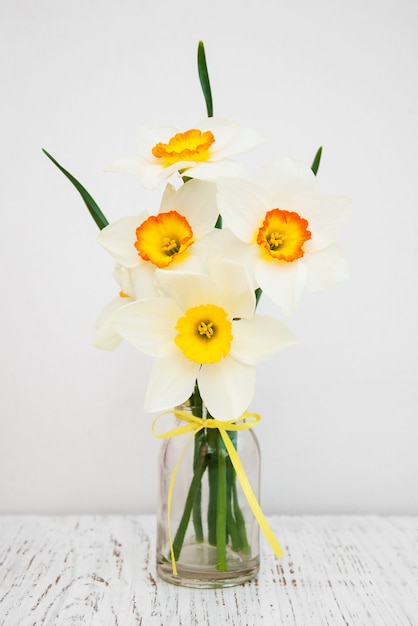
(42, 149, 109, 230)
(197, 41, 213, 118)
(311, 146, 323, 176)
(255, 287, 263, 307)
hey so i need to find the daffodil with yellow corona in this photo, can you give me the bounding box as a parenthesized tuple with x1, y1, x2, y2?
(111, 260, 297, 421)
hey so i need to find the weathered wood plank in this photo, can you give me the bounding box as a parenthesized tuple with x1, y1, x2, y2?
(0, 516, 417, 625)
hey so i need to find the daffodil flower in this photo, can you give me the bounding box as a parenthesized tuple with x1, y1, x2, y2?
(217, 158, 351, 315)
(106, 117, 266, 190)
(94, 266, 137, 350)
(111, 261, 297, 421)
(97, 179, 218, 297)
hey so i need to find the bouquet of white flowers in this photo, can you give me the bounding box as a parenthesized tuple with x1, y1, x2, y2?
(43, 41, 350, 588)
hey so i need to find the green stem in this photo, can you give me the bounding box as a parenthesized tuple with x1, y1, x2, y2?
(225, 457, 242, 551)
(207, 426, 218, 546)
(191, 385, 204, 542)
(216, 448, 228, 571)
(171, 384, 207, 558)
(172, 446, 207, 560)
(232, 478, 250, 555)
(191, 433, 204, 543)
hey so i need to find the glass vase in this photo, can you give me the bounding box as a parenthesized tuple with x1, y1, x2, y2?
(156, 400, 261, 588)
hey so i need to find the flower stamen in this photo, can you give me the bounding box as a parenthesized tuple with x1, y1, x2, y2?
(161, 237, 180, 255)
(197, 321, 214, 338)
(268, 232, 288, 249)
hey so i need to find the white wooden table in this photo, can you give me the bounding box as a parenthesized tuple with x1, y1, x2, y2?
(0, 515, 417, 625)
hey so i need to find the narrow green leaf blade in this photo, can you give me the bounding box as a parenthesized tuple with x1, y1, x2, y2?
(311, 146, 323, 176)
(197, 41, 213, 118)
(42, 149, 109, 230)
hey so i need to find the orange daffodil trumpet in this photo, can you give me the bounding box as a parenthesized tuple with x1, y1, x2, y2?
(105, 117, 267, 190)
(216, 158, 351, 316)
(111, 261, 297, 421)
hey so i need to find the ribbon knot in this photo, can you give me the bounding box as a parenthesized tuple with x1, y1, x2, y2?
(153, 409, 284, 575)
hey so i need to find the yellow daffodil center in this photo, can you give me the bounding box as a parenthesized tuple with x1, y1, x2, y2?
(256, 209, 311, 262)
(152, 129, 215, 167)
(174, 304, 233, 364)
(135, 210, 194, 268)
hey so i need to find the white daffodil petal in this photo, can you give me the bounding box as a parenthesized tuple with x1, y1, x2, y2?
(163, 246, 206, 273)
(155, 270, 216, 310)
(159, 183, 177, 213)
(198, 357, 256, 421)
(114, 265, 135, 297)
(129, 264, 159, 299)
(94, 296, 131, 351)
(303, 244, 350, 291)
(144, 344, 200, 413)
(94, 325, 123, 351)
(105, 156, 144, 176)
(184, 160, 243, 181)
(255, 258, 308, 316)
(230, 316, 298, 365)
(136, 125, 179, 158)
(209, 260, 256, 319)
(105, 150, 184, 189)
(300, 193, 352, 253)
(172, 179, 218, 237)
(97, 215, 147, 267)
(137, 161, 184, 190)
(221, 125, 267, 158)
(111, 297, 181, 356)
(216, 178, 270, 242)
(202, 117, 267, 159)
(207, 228, 259, 290)
(254, 157, 318, 199)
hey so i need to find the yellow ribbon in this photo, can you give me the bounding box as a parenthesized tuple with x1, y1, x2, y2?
(152, 409, 284, 575)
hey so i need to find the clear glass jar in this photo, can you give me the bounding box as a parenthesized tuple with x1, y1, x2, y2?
(156, 401, 261, 588)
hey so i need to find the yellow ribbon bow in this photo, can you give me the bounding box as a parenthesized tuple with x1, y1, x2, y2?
(152, 409, 284, 575)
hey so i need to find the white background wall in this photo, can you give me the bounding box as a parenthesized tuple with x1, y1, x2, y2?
(1, 0, 417, 515)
